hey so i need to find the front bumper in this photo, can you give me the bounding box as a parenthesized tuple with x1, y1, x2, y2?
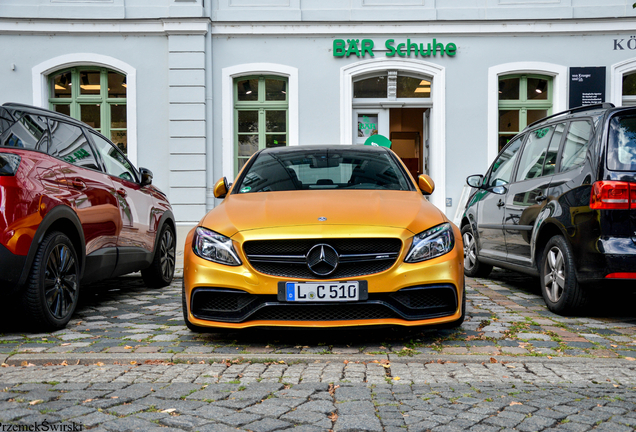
(183, 225, 464, 328)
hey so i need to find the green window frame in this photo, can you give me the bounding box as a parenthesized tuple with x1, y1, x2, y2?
(48, 67, 128, 154)
(234, 75, 288, 174)
(498, 74, 552, 152)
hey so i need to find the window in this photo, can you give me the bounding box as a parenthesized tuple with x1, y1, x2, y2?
(49, 68, 127, 154)
(487, 135, 523, 188)
(353, 72, 432, 99)
(560, 121, 593, 172)
(515, 125, 556, 182)
(498, 75, 552, 151)
(234, 76, 288, 173)
(1, 112, 48, 151)
(622, 72, 636, 107)
(48, 120, 100, 171)
(89, 132, 136, 182)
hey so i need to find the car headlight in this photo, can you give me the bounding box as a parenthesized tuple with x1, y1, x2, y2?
(405, 223, 454, 263)
(192, 227, 242, 266)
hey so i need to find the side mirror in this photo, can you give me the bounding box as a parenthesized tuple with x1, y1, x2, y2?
(418, 174, 435, 195)
(213, 177, 229, 199)
(139, 167, 153, 187)
(466, 174, 483, 189)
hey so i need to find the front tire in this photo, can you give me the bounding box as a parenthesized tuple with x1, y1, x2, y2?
(22, 232, 80, 331)
(461, 225, 493, 278)
(142, 223, 176, 288)
(540, 236, 587, 315)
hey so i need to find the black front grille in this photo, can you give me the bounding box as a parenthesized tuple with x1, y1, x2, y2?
(243, 238, 402, 279)
(191, 285, 457, 323)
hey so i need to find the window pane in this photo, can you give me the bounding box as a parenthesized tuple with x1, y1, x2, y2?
(608, 115, 636, 171)
(48, 120, 100, 170)
(488, 136, 523, 188)
(237, 158, 249, 172)
(515, 126, 554, 182)
(238, 111, 258, 133)
(265, 79, 286, 101)
(266, 134, 286, 148)
(52, 71, 72, 98)
(111, 104, 126, 129)
(79, 71, 101, 95)
(90, 132, 135, 180)
(108, 72, 127, 98)
(561, 121, 593, 171)
(111, 130, 127, 154)
(358, 114, 379, 138)
(499, 77, 520, 100)
(623, 73, 636, 96)
(499, 110, 519, 133)
(2, 114, 48, 151)
(543, 123, 565, 176)
(237, 79, 258, 101)
(527, 109, 548, 125)
(527, 78, 548, 100)
(498, 134, 516, 152)
(353, 76, 387, 98)
(80, 105, 101, 130)
(53, 105, 71, 116)
(397, 77, 430, 98)
(266, 110, 286, 132)
(238, 135, 259, 157)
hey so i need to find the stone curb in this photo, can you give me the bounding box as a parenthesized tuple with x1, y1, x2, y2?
(5, 352, 636, 366)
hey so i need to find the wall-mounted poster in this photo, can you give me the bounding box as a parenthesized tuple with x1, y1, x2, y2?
(569, 67, 606, 108)
(358, 114, 378, 138)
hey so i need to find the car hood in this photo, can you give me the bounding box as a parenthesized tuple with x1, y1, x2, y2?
(200, 190, 447, 237)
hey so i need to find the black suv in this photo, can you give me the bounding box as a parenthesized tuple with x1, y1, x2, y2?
(461, 103, 636, 314)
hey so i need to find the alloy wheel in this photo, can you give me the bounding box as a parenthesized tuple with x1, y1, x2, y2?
(463, 231, 477, 271)
(44, 244, 78, 320)
(160, 229, 176, 280)
(543, 246, 565, 303)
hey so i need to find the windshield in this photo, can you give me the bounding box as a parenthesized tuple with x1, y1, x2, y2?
(608, 114, 636, 171)
(235, 148, 413, 193)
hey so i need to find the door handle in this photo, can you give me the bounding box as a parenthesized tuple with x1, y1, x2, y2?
(71, 179, 86, 189)
(535, 195, 547, 203)
(116, 188, 127, 198)
(497, 200, 505, 208)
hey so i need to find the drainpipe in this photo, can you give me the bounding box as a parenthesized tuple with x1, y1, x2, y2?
(204, 0, 215, 211)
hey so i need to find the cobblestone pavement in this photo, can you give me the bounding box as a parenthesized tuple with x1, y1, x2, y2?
(1, 270, 635, 361)
(0, 271, 635, 430)
(0, 362, 635, 431)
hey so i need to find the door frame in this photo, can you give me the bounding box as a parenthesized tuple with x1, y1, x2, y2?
(340, 58, 446, 212)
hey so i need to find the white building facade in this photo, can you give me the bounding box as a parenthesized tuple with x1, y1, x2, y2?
(2, 0, 636, 241)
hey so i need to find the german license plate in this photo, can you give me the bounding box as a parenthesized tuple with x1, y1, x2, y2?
(285, 282, 359, 302)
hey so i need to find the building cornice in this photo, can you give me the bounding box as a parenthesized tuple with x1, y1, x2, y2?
(0, 18, 209, 35)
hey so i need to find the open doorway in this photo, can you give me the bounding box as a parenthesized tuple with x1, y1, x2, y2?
(390, 108, 429, 179)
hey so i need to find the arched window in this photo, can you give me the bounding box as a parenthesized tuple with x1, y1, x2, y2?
(622, 71, 636, 106)
(498, 74, 552, 151)
(234, 75, 288, 173)
(49, 67, 128, 153)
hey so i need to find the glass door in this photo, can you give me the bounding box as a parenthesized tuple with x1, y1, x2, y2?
(353, 109, 389, 145)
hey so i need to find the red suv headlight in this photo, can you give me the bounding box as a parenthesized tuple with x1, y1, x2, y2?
(0, 153, 21, 176)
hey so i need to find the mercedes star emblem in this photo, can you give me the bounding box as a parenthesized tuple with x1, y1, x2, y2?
(306, 243, 339, 276)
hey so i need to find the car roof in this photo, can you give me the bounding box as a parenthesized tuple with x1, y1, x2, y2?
(2, 102, 88, 128)
(261, 144, 390, 154)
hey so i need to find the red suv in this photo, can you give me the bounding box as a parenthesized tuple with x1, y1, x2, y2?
(0, 103, 176, 330)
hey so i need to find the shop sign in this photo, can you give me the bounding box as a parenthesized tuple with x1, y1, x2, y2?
(333, 38, 457, 58)
(568, 67, 606, 108)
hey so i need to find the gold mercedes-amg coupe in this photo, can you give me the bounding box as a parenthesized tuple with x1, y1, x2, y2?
(182, 145, 464, 331)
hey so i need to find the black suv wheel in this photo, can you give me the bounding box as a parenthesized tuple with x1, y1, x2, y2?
(461, 225, 493, 278)
(540, 236, 587, 314)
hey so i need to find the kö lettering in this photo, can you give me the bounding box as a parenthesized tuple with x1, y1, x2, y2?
(614, 36, 636, 50)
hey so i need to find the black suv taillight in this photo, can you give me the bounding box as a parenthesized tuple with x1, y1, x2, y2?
(0, 153, 21, 176)
(590, 181, 636, 210)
